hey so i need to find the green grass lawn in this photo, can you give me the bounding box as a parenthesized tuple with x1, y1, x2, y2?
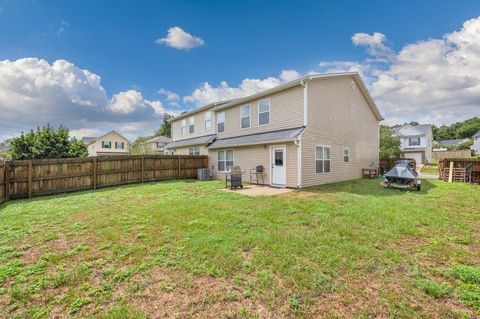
(421, 162, 440, 174)
(0, 179, 479, 318)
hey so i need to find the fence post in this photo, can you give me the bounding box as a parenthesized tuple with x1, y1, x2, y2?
(4, 161, 9, 201)
(178, 156, 181, 179)
(28, 160, 33, 199)
(448, 161, 454, 183)
(141, 156, 145, 183)
(92, 157, 97, 190)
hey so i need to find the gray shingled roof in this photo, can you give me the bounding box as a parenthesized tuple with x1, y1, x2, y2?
(146, 136, 171, 143)
(82, 137, 97, 144)
(207, 127, 305, 149)
(436, 138, 470, 146)
(392, 124, 431, 136)
(473, 131, 480, 138)
(165, 134, 216, 149)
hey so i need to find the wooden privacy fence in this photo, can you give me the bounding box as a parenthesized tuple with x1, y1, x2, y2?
(0, 155, 208, 203)
(439, 158, 480, 183)
(433, 150, 471, 161)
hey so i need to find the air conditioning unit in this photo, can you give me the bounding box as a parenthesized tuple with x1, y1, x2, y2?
(197, 168, 210, 181)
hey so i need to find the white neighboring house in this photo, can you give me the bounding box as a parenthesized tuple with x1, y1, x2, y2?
(472, 131, 480, 155)
(392, 124, 433, 164)
(82, 131, 130, 156)
(141, 136, 171, 154)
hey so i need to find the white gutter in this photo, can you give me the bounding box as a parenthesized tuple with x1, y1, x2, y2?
(295, 129, 305, 188)
(206, 137, 298, 149)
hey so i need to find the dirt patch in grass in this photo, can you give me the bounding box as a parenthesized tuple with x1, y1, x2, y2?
(119, 268, 278, 319)
(20, 245, 42, 264)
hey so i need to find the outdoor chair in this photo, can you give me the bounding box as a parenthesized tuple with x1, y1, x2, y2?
(250, 165, 265, 185)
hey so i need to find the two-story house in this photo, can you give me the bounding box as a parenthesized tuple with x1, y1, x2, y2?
(82, 130, 130, 156)
(165, 72, 383, 188)
(140, 136, 171, 154)
(392, 124, 433, 164)
(472, 131, 480, 155)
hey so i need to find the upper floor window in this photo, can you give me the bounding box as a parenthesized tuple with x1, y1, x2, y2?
(409, 137, 420, 146)
(115, 141, 124, 149)
(204, 111, 212, 130)
(189, 146, 200, 156)
(189, 116, 195, 133)
(343, 147, 349, 163)
(316, 146, 331, 174)
(217, 111, 225, 133)
(181, 119, 187, 135)
(101, 141, 111, 149)
(156, 142, 165, 148)
(240, 104, 251, 129)
(258, 99, 270, 126)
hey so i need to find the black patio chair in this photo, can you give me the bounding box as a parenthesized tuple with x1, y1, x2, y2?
(250, 165, 264, 185)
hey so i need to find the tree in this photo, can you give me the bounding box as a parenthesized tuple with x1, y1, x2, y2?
(130, 136, 153, 155)
(154, 113, 173, 138)
(379, 125, 401, 159)
(432, 117, 480, 140)
(10, 125, 88, 160)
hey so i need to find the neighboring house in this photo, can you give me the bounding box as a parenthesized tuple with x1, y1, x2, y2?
(392, 124, 433, 164)
(141, 136, 172, 154)
(434, 138, 471, 149)
(82, 131, 130, 156)
(472, 131, 480, 154)
(165, 72, 383, 188)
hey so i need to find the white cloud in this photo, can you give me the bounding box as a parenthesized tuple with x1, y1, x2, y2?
(157, 88, 180, 106)
(0, 58, 169, 141)
(280, 69, 301, 82)
(57, 20, 69, 36)
(351, 32, 394, 59)
(70, 128, 101, 139)
(155, 27, 204, 50)
(183, 73, 291, 105)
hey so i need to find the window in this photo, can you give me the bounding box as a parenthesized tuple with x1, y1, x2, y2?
(181, 119, 187, 135)
(101, 141, 111, 149)
(218, 149, 234, 172)
(189, 146, 200, 155)
(189, 116, 195, 133)
(217, 111, 225, 133)
(204, 111, 212, 130)
(240, 105, 251, 129)
(274, 150, 283, 166)
(409, 137, 420, 146)
(343, 148, 349, 163)
(315, 146, 331, 173)
(115, 141, 124, 149)
(258, 99, 270, 125)
(156, 142, 165, 149)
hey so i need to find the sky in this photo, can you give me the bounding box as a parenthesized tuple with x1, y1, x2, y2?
(0, 0, 480, 141)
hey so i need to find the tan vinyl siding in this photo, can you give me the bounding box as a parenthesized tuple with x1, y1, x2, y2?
(218, 86, 304, 139)
(301, 76, 379, 187)
(87, 131, 130, 156)
(171, 110, 216, 141)
(172, 146, 209, 156)
(209, 142, 298, 188)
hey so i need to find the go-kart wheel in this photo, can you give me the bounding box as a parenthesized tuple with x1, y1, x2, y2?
(416, 184, 421, 191)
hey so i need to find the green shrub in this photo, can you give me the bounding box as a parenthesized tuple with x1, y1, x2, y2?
(416, 279, 452, 298)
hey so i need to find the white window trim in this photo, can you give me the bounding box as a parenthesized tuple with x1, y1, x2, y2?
(204, 111, 212, 131)
(180, 119, 187, 136)
(217, 149, 234, 172)
(343, 147, 350, 163)
(189, 146, 200, 156)
(240, 104, 251, 129)
(217, 111, 225, 133)
(188, 116, 195, 134)
(315, 145, 331, 174)
(409, 137, 421, 146)
(258, 98, 270, 127)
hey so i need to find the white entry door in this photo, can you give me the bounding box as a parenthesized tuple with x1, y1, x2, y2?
(271, 146, 286, 187)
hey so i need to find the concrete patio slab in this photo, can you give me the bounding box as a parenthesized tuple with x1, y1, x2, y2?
(220, 184, 294, 197)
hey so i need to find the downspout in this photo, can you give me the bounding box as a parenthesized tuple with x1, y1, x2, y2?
(297, 79, 308, 188)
